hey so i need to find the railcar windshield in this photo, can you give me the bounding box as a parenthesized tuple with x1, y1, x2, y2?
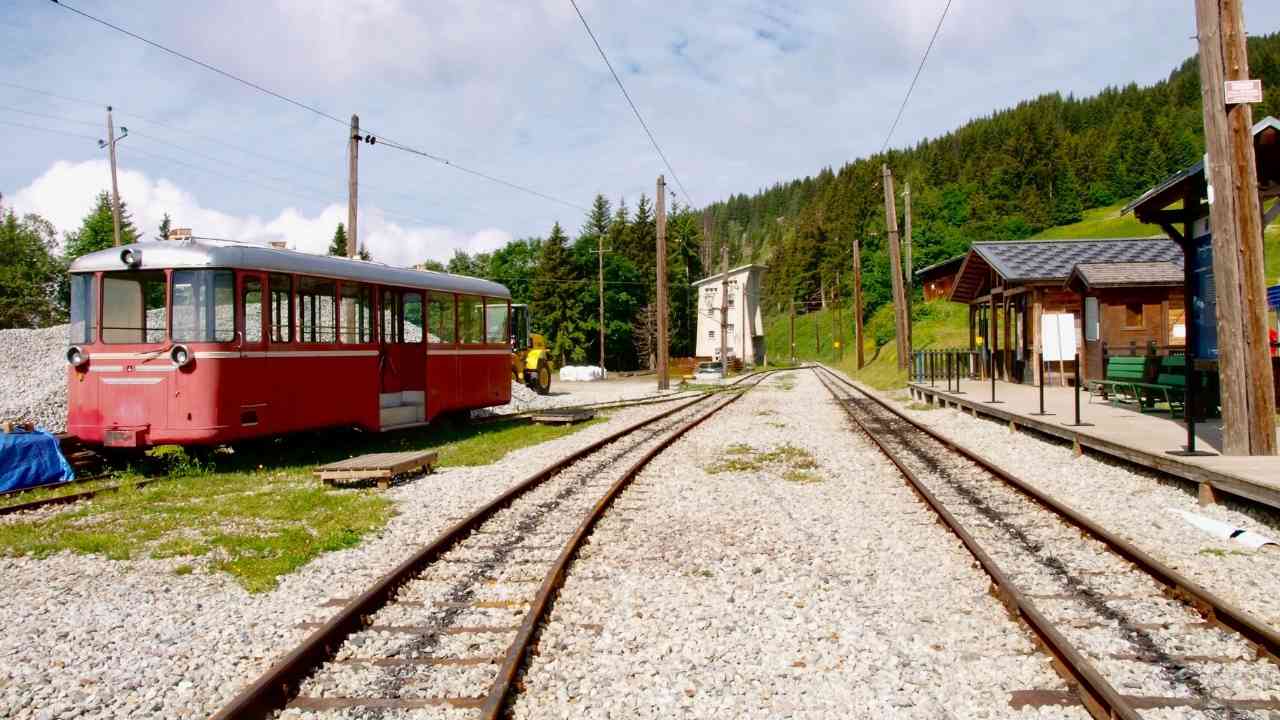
(102, 271, 167, 344)
(484, 299, 509, 344)
(172, 269, 235, 342)
(69, 273, 96, 344)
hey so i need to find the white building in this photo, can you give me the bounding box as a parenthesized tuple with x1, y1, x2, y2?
(692, 264, 767, 365)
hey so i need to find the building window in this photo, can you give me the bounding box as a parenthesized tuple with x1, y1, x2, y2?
(1124, 302, 1144, 329)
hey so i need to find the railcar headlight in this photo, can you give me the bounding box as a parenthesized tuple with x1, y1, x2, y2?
(66, 346, 88, 368)
(170, 344, 192, 368)
(120, 247, 142, 268)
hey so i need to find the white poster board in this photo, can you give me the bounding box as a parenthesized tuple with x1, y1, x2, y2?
(1041, 313, 1077, 362)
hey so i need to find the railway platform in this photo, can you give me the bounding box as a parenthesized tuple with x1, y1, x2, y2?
(908, 378, 1280, 512)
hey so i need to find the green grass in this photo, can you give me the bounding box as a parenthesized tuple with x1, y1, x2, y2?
(0, 475, 128, 511)
(765, 299, 970, 391)
(1031, 203, 1162, 240)
(706, 442, 819, 481)
(0, 415, 602, 592)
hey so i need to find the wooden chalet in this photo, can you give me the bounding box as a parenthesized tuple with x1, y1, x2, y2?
(949, 238, 1183, 384)
(915, 255, 964, 301)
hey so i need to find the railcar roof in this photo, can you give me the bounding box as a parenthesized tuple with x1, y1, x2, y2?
(68, 239, 511, 299)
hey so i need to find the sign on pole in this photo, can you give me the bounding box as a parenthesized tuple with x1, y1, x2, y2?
(1224, 79, 1263, 105)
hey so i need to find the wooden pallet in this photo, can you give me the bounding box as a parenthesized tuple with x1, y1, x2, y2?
(315, 450, 438, 489)
(529, 408, 597, 425)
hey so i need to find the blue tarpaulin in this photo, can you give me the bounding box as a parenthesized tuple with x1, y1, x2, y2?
(1268, 285, 1280, 309)
(0, 429, 74, 493)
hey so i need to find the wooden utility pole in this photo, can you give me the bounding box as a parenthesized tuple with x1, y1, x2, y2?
(882, 164, 909, 369)
(904, 182, 914, 355)
(598, 230, 606, 373)
(853, 236, 865, 370)
(348, 114, 359, 259)
(105, 106, 123, 247)
(836, 270, 844, 362)
(656, 175, 670, 390)
(719, 243, 729, 376)
(1195, 0, 1277, 455)
(789, 300, 796, 364)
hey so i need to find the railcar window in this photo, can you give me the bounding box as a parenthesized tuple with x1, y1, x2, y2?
(427, 292, 454, 344)
(270, 274, 292, 343)
(340, 283, 373, 343)
(242, 276, 263, 343)
(484, 299, 509, 344)
(296, 277, 337, 343)
(380, 290, 402, 343)
(69, 274, 96, 344)
(173, 270, 235, 343)
(402, 292, 424, 343)
(102, 271, 167, 344)
(458, 296, 483, 344)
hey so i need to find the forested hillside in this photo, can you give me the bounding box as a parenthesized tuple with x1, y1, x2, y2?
(701, 31, 1280, 318)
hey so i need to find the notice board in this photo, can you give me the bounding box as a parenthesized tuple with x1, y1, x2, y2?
(1190, 230, 1218, 359)
(1041, 313, 1077, 362)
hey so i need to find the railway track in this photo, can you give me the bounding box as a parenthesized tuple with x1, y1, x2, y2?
(211, 370, 776, 719)
(813, 365, 1280, 719)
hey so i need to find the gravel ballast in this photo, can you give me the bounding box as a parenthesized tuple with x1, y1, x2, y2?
(512, 371, 1085, 719)
(0, 324, 68, 432)
(0, 402, 677, 720)
(878, 379, 1280, 629)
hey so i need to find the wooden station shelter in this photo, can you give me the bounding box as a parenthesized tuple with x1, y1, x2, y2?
(948, 238, 1184, 384)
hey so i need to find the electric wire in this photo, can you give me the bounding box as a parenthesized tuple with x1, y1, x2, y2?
(0, 118, 97, 142)
(46, 0, 590, 214)
(568, 0, 694, 207)
(879, 0, 953, 154)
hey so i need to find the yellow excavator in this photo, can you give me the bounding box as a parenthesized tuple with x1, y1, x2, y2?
(509, 304, 552, 394)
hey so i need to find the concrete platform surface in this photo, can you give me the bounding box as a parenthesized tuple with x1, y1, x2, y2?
(908, 379, 1280, 511)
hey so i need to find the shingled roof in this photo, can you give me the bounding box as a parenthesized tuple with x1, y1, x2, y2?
(950, 238, 1183, 302)
(1066, 261, 1184, 292)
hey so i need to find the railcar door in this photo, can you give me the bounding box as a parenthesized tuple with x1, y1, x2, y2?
(237, 272, 269, 433)
(378, 288, 404, 396)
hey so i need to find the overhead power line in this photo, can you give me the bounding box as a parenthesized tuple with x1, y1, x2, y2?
(47, 0, 590, 214)
(879, 0, 953, 154)
(568, 0, 694, 207)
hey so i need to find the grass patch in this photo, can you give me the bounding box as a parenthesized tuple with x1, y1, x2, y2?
(1030, 202, 1161, 240)
(905, 402, 937, 411)
(706, 443, 821, 483)
(0, 415, 603, 592)
(0, 475, 129, 511)
(774, 373, 797, 391)
(1197, 547, 1251, 558)
(173, 563, 194, 576)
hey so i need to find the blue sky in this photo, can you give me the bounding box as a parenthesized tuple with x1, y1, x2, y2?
(3, 0, 1279, 265)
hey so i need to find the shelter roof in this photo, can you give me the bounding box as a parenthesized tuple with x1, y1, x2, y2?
(1126, 115, 1280, 220)
(949, 238, 1181, 303)
(1065, 261, 1184, 293)
(914, 254, 964, 282)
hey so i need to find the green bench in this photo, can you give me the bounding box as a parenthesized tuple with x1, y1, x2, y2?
(1087, 356, 1152, 407)
(1133, 354, 1220, 418)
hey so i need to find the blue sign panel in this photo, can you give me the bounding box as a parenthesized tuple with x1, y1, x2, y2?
(1268, 284, 1280, 309)
(1190, 231, 1217, 360)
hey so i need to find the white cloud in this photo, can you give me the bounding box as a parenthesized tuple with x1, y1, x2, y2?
(8, 160, 512, 267)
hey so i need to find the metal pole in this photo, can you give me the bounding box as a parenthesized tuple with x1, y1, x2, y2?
(1065, 352, 1094, 427)
(987, 346, 1003, 404)
(1031, 352, 1053, 416)
(953, 350, 966, 395)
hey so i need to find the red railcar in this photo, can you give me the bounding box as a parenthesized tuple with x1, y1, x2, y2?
(65, 240, 512, 447)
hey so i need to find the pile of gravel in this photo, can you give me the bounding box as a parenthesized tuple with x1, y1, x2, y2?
(0, 324, 68, 433)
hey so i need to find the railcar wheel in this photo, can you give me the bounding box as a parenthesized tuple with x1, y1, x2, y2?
(525, 362, 552, 395)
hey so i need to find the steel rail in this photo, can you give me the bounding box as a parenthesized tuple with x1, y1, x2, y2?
(0, 476, 156, 517)
(468, 388, 708, 425)
(210, 370, 767, 720)
(811, 366, 1139, 720)
(479, 369, 778, 719)
(816, 364, 1280, 663)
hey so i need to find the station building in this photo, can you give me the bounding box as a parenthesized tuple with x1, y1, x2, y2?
(693, 264, 767, 366)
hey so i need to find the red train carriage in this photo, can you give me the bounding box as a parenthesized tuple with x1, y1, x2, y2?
(65, 239, 512, 447)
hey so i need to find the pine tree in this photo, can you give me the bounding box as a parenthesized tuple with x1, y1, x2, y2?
(580, 194, 612, 239)
(531, 222, 587, 366)
(0, 209, 65, 328)
(157, 213, 172, 241)
(1050, 165, 1084, 226)
(63, 191, 139, 261)
(328, 223, 349, 256)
